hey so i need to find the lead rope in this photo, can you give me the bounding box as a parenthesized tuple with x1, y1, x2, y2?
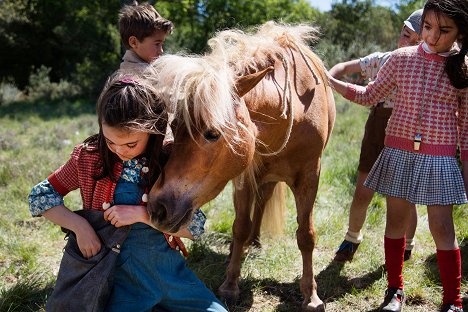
(256, 54, 294, 157)
(293, 42, 322, 86)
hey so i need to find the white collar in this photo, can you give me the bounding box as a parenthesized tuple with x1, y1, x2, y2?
(421, 42, 458, 57)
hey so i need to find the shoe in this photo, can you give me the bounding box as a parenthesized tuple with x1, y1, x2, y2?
(333, 240, 360, 262)
(440, 304, 464, 312)
(403, 249, 412, 261)
(380, 288, 404, 312)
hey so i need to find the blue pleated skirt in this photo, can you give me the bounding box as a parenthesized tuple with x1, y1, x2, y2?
(364, 147, 467, 206)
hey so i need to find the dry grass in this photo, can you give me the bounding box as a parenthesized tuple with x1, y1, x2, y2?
(0, 97, 467, 312)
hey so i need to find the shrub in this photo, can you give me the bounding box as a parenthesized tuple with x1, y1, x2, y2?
(26, 66, 81, 101)
(0, 80, 22, 105)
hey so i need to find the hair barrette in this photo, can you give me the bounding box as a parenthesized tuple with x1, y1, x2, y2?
(118, 75, 139, 86)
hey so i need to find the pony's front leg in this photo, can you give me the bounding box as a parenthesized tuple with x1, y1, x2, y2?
(292, 167, 324, 312)
(218, 185, 254, 304)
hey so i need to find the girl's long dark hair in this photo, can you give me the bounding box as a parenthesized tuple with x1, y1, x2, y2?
(85, 72, 167, 186)
(423, 0, 468, 89)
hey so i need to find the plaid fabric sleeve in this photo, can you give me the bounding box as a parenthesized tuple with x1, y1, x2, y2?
(187, 209, 206, 240)
(28, 178, 64, 217)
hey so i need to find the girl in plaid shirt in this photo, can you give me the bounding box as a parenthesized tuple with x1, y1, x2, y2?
(29, 73, 227, 312)
(328, 0, 468, 311)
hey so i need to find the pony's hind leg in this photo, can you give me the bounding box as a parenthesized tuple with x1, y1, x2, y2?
(219, 185, 255, 304)
(291, 163, 324, 312)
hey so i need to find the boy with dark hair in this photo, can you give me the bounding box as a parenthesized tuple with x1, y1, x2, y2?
(118, 3, 173, 72)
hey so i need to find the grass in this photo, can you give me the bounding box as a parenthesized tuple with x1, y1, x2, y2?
(0, 96, 467, 312)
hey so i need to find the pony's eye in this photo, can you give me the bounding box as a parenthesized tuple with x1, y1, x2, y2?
(204, 129, 221, 142)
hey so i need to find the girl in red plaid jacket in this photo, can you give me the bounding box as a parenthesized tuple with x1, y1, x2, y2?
(29, 73, 227, 312)
(328, 0, 468, 311)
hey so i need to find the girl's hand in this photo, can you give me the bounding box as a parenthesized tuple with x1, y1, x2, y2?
(42, 205, 101, 259)
(74, 222, 102, 259)
(104, 205, 147, 227)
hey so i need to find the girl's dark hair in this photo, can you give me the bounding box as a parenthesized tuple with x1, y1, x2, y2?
(423, 0, 468, 89)
(85, 72, 167, 185)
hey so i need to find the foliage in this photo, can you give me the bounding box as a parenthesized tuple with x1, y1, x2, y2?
(0, 0, 426, 98)
(0, 0, 121, 96)
(316, 0, 401, 64)
(0, 81, 21, 105)
(397, 0, 426, 21)
(155, 0, 322, 54)
(26, 66, 81, 101)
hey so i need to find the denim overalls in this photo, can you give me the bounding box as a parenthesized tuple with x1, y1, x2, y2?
(105, 171, 226, 312)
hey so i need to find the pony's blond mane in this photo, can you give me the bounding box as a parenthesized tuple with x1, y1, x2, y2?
(207, 21, 320, 77)
(145, 21, 324, 151)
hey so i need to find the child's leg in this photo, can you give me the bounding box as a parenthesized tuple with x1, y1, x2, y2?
(404, 204, 418, 260)
(385, 196, 412, 289)
(348, 171, 375, 234)
(157, 254, 227, 312)
(334, 171, 373, 262)
(406, 204, 418, 242)
(427, 205, 462, 308)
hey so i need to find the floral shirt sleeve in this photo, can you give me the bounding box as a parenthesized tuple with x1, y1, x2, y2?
(28, 179, 64, 217)
(188, 209, 206, 240)
(359, 51, 391, 81)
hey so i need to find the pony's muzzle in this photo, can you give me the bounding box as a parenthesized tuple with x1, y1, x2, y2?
(147, 195, 193, 233)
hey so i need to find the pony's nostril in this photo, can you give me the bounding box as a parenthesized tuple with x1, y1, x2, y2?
(150, 201, 167, 225)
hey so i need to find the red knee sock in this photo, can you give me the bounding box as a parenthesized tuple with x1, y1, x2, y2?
(384, 236, 405, 289)
(437, 249, 462, 307)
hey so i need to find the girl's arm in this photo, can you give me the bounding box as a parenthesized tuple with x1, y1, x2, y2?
(29, 176, 101, 259)
(43, 205, 102, 259)
(329, 59, 362, 79)
(327, 53, 398, 106)
(104, 204, 194, 239)
(327, 74, 351, 98)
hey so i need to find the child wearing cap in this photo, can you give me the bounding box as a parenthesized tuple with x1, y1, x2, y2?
(330, 9, 423, 263)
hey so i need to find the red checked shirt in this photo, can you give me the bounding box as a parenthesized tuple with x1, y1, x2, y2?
(345, 44, 468, 160)
(48, 143, 121, 210)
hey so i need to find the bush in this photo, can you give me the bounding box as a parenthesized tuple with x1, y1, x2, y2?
(26, 66, 81, 101)
(0, 80, 22, 105)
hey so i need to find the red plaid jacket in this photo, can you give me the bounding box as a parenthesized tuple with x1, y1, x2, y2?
(48, 142, 187, 255)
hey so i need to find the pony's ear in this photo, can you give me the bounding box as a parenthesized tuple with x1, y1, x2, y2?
(235, 66, 274, 97)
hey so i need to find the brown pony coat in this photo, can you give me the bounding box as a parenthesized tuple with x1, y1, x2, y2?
(146, 22, 335, 311)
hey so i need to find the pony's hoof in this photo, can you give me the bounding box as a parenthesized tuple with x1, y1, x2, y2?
(218, 282, 240, 306)
(302, 298, 325, 312)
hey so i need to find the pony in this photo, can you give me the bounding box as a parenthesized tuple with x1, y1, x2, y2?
(145, 21, 336, 311)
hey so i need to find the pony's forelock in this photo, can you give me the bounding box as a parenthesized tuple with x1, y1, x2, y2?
(145, 54, 241, 148)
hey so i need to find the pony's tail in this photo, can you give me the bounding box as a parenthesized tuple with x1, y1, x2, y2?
(260, 182, 286, 237)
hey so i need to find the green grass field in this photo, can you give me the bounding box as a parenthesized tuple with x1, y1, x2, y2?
(0, 96, 466, 312)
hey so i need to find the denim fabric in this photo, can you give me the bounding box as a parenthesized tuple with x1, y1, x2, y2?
(113, 178, 145, 205)
(106, 180, 226, 312)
